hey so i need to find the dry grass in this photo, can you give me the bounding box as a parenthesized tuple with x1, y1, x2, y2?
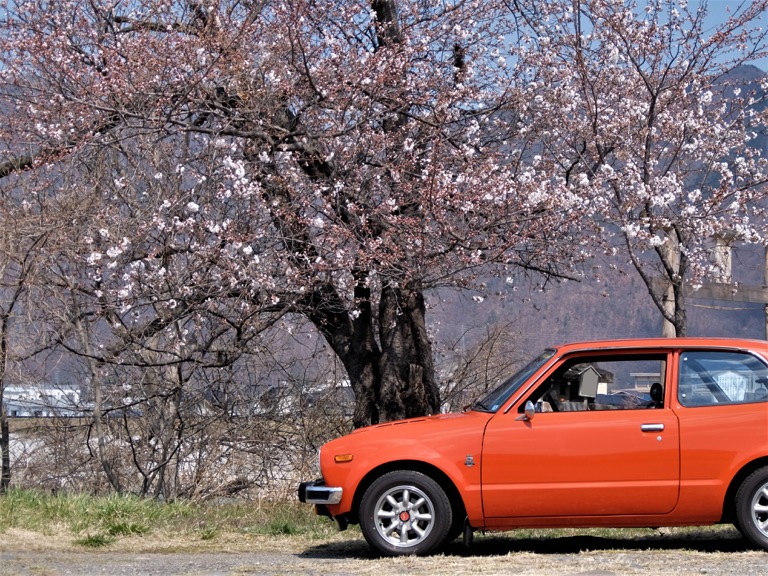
(3, 526, 767, 576)
(2, 489, 766, 575)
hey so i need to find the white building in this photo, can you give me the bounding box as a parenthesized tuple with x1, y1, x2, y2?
(3, 382, 83, 418)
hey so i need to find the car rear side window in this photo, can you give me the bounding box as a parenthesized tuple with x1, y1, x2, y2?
(679, 350, 768, 407)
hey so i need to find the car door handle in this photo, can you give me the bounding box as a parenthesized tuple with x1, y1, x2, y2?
(641, 423, 665, 432)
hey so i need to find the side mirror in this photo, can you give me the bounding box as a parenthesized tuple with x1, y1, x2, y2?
(516, 400, 536, 421)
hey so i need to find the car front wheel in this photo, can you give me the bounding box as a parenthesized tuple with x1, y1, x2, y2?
(735, 466, 768, 551)
(359, 470, 452, 556)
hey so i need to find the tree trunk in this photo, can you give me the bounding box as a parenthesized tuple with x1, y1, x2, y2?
(309, 281, 439, 427)
(378, 285, 440, 422)
(307, 282, 381, 428)
(672, 281, 688, 337)
(0, 314, 12, 493)
(71, 303, 123, 492)
(0, 406, 9, 493)
(654, 227, 687, 337)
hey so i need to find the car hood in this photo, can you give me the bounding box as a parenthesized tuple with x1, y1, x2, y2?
(325, 409, 493, 451)
(352, 410, 488, 432)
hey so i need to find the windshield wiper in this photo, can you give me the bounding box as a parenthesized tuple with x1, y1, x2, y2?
(469, 400, 492, 412)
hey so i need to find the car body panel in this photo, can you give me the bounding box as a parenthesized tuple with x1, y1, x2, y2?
(674, 401, 768, 520)
(301, 337, 768, 538)
(481, 409, 681, 519)
(319, 410, 492, 523)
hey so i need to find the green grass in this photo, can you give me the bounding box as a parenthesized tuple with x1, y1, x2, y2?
(75, 533, 116, 547)
(0, 488, 340, 547)
(1, 488, 738, 552)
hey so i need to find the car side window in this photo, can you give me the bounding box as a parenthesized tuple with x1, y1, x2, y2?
(523, 354, 667, 412)
(678, 350, 768, 407)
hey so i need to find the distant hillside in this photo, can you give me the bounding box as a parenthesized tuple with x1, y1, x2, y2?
(719, 65, 767, 157)
(430, 65, 768, 354)
(430, 246, 766, 356)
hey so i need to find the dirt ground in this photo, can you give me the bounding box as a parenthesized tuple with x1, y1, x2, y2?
(2, 526, 767, 576)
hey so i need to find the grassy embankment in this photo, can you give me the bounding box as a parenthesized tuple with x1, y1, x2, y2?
(0, 488, 744, 553)
(0, 487, 343, 549)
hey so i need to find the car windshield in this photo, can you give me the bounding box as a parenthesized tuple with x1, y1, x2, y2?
(472, 348, 556, 413)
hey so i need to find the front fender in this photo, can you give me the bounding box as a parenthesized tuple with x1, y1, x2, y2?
(319, 416, 487, 524)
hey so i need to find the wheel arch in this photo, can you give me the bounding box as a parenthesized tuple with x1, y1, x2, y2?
(348, 460, 467, 526)
(722, 456, 768, 523)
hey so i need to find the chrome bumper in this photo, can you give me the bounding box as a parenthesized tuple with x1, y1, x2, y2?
(298, 480, 343, 505)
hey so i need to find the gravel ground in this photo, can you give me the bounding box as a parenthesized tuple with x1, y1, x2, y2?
(2, 527, 768, 576)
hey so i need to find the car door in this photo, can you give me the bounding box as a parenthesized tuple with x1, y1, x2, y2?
(481, 352, 681, 518)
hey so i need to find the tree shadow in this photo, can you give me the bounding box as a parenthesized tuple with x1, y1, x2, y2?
(298, 527, 756, 559)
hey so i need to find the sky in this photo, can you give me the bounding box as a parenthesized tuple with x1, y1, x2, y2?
(697, 0, 768, 71)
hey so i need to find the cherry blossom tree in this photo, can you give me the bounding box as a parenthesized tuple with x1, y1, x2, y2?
(510, 0, 768, 336)
(0, 0, 582, 428)
(4, 1, 761, 465)
(0, 192, 49, 492)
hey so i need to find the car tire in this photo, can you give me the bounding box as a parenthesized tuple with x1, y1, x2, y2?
(359, 470, 452, 556)
(734, 466, 768, 551)
(446, 513, 466, 544)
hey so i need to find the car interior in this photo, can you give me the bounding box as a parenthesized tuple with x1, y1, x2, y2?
(524, 355, 667, 412)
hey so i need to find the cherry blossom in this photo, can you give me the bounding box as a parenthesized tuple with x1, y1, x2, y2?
(0, 0, 765, 436)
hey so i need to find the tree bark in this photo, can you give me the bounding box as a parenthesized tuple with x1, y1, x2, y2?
(306, 281, 381, 428)
(308, 280, 439, 427)
(71, 301, 123, 493)
(0, 322, 10, 492)
(378, 285, 440, 422)
(0, 407, 8, 493)
(764, 246, 767, 340)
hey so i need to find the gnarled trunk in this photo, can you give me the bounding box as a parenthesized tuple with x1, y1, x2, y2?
(378, 285, 440, 422)
(309, 282, 439, 427)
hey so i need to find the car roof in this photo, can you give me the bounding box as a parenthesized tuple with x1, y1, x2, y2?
(552, 337, 768, 354)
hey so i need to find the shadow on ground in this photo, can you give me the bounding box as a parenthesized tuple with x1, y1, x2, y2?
(299, 527, 754, 559)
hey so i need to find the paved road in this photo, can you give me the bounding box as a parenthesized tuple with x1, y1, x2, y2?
(3, 531, 768, 576)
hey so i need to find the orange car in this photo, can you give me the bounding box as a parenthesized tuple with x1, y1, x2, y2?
(298, 338, 768, 556)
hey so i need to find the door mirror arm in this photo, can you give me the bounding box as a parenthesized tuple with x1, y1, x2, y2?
(515, 400, 536, 421)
